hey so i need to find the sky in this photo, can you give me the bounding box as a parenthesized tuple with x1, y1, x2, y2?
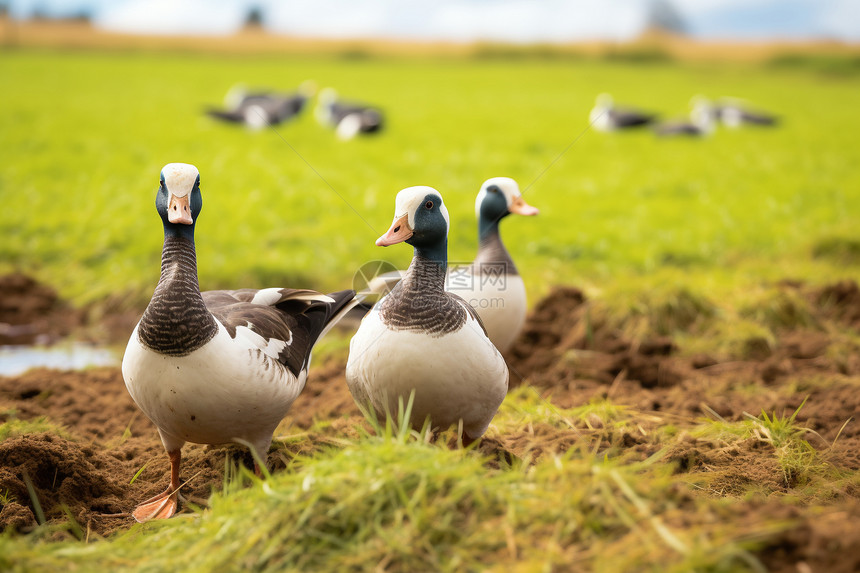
(8, 0, 860, 42)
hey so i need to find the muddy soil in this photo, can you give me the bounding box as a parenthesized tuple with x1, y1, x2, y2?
(0, 274, 84, 345)
(1, 274, 860, 570)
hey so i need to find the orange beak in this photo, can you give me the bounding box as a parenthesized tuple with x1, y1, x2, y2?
(509, 195, 539, 216)
(376, 214, 413, 246)
(167, 193, 193, 225)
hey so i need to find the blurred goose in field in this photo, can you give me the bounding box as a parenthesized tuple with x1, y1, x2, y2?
(122, 163, 356, 522)
(206, 81, 316, 130)
(589, 93, 658, 132)
(714, 97, 779, 128)
(315, 88, 384, 140)
(654, 97, 716, 137)
(346, 186, 508, 443)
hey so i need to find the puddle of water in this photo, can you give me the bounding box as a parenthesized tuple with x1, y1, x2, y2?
(0, 343, 119, 376)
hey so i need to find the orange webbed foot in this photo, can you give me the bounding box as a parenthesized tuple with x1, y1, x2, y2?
(132, 488, 180, 523)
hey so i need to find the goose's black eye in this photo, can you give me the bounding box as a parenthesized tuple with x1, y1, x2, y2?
(425, 200, 433, 210)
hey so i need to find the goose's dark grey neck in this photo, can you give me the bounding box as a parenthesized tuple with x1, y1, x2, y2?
(137, 234, 218, 356)
(403, 254, 447, 293)
(412, 238, 448, 269)
(475, 224, 518, 275)
(378, 255, 465, 336)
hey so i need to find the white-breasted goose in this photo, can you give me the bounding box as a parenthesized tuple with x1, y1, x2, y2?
(122, 163, 355, 522)
(346, 186, 508, 443)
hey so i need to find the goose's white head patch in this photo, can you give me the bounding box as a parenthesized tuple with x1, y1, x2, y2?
(394, 185, 449, 231)
(161, 163, 199, 198)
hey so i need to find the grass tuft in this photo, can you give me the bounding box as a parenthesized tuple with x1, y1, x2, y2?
(606, 283, 717, 339)
(0, 417, 71, 442)
(738, 287, 818, 331)
(812, 236, 860, 265)
(743, 399, 819, 487)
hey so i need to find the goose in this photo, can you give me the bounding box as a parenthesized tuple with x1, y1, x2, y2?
(715, 97, 778, 128)
(589, 93, 658, 132)
(445, 177, 538, 353)
(315, 88, 384, 140)
(654, 97, 716, 137)
(122, 163, 356, 522)
(206, 81, 316, 130)
(346, 186, 508, 443)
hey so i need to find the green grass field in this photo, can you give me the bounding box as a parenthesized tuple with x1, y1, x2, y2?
(2, 48, 860, 571)
(2, 50, 858, 308)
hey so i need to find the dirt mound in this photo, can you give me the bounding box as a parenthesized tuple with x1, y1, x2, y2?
(507, 286, 683, 390)
(0, 368, 144, 440)
(0, 366, 353, 536)
(0, 274, 83, 345)
(814, 279, 860, 329)
(506, 284, 859, 421)
(666, 433, 790, 494)
(757, 501, 860, 573)
(0, 433, 127, 531)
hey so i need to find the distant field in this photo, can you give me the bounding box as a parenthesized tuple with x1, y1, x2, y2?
(6, 18, 860, 61)
(1, 48, 859, 312)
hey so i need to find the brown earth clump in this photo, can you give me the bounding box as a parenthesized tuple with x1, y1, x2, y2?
(757, 500, 860, 573)
(507, 286, 685, 391)
(0, 274, 84, 345)
(814, 279, 860, 329)
(0, 367, 342, 536)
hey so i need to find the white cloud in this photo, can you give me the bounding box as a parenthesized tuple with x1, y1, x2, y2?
(265, 0, 394, 39)
(96, 0, 247, 35)
(671, 0, 760, 14)
(816, 0, 860, 39)
(264, 0, 645, 43)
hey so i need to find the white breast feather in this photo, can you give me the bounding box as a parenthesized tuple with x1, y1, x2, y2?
(347, 303, 508, 439)
(123, 324, 306, 452)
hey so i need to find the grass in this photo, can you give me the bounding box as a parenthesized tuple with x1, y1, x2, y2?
(1, 50, 859, 315)
(0, 405, 774, 572)
(686, 400, 857, 502)
(0, 416, 70, 442)
(1, 371, 855, 570)
(747, 407, 819, 486)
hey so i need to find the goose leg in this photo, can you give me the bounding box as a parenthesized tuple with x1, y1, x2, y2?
(249, 436, 271, 478)
(132, 449, 182, 522)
